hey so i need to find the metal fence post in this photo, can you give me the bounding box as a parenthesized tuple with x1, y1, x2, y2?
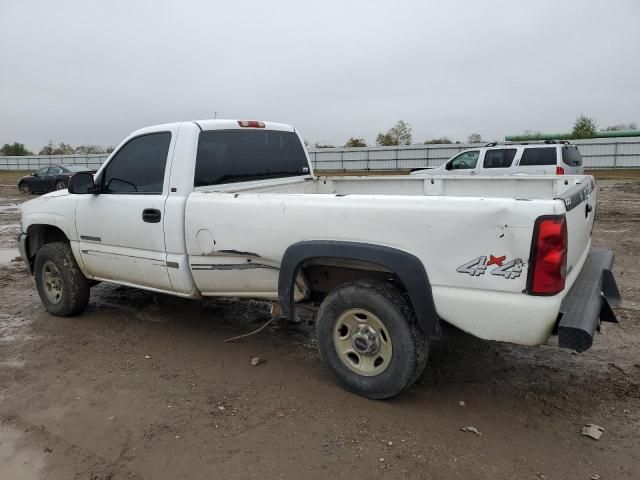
(340, 150, 344, 172)
(366, 149, 370, 171)
(613, 142, 618, 168)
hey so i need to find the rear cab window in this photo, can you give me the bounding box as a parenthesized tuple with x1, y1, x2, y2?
(482, 149, 517, 169)
(562, 146, 583, 166)
(194, 129, 309, 187)
(519, 147, 557, 166)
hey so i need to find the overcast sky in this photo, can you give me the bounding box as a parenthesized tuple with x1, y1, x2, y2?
(1, 0, 639, 151)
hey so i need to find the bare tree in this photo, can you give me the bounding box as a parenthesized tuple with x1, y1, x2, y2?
(376, 120, 412, 146)
(467, 133, 482, 143)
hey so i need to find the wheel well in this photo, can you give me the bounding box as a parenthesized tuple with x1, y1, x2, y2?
(278, 241, 440, 337)
(300, 257, 401, 299)
(24, 224, 69, 272)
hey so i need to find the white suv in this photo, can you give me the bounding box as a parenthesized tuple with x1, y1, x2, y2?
(412, 141, 584, 176)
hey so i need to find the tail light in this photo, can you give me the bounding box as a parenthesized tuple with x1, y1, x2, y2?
(556, 166, 565, 175)
(238, 120, 265, 128)
(528, 215, 567, 295)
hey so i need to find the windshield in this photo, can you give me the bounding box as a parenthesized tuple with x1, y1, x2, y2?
(195, 129, 309, 187)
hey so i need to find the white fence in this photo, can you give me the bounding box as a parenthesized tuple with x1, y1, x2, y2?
(307, 138, 640, 171)
(0, 154, 108, 171)
(1, 138, 639, 172)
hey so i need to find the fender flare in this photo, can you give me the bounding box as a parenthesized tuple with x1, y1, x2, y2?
(278, 240, 440, 337)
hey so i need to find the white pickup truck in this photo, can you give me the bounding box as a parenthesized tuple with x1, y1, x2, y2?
(19, 119, 621, 398)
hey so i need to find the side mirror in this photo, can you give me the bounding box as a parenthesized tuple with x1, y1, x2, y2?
(31, 171, 37, 176)
(68, 172, 98, 194)
(445, 162, 453, 170)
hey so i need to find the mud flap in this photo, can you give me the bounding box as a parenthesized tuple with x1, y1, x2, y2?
(558, 248, 621, 353)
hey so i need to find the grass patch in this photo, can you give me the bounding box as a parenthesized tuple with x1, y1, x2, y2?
(586, 169, 640, 180)
(0, 170, 31, 185)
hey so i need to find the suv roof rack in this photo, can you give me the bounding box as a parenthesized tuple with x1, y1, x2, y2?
(482, 140, 574, 147)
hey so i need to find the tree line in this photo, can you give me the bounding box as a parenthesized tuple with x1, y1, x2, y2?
(0, 140, 114, 156)
(312, 115, 637, 149)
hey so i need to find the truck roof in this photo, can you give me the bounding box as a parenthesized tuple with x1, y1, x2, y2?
(127, 119, 296, 140)
(196, 119, 295, 132)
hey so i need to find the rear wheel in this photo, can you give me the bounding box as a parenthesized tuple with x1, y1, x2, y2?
(19, 182, 31, 194)
(34, 242, 90, 316)
(316, 280, 428, 399)
(55, 180, 66, 190)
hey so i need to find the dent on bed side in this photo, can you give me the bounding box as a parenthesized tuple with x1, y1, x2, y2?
(217, 249, 261, 257)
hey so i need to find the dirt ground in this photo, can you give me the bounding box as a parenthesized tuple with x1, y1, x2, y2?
(0, 178, 639, 480)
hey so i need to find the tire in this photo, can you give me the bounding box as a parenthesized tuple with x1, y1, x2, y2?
(316, 280, 428, 399)
(19, 182, 31, 195)
(34, 242, 90, 316)
(55, 181, 66, 191)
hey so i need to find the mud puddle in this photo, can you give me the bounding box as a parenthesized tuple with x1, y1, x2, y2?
(0, 248, 20, 263)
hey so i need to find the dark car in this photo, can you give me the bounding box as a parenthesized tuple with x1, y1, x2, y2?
(18, 165, 95, 194)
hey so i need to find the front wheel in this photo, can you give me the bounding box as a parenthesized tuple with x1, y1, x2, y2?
(34, 242, 90, 316)
(316, 280, 428, 399)
(19, 182, 31, 195)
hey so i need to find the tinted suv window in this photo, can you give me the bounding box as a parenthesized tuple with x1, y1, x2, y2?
(195, 130, 309, 187)
(101, 132, 171, 194)
(483, 149, 516, 169)
(447, 151, 479, 170)
(562, 146, 582, 166)
(519, 147, 556, 166)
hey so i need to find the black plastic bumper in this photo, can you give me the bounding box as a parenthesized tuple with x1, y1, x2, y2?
(558, 247, 622, 352)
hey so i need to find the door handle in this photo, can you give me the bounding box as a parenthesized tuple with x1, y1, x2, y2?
(142, 208, 161, 223)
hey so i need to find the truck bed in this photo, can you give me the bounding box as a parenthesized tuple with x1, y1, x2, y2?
(186, 174, 596, 346)
(201, 173, 588, 200)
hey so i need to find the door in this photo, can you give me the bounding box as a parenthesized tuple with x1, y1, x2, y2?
(75, 131, 175, 291)
(443, 150, 480, 174)
(31, 167, 49, 191)
(47, 166, 64, 189)
(478, 148, 517, 175)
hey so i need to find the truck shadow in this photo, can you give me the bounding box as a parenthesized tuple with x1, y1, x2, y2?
(86, 281, 640, 408)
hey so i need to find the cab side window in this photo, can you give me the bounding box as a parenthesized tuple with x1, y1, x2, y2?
(447, 151, 479, 170)
(101, 132, 171, 194)
(483, 149, 517, 169)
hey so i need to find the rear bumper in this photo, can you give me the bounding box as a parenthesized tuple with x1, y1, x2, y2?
(558, 247, 621, 352)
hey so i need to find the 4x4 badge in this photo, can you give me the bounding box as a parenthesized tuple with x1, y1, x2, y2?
(457, 255, 523, 279)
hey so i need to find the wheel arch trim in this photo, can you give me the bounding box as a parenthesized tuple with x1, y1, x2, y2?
(278, 240, 440, 337)
(23, 222, 72, 273)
